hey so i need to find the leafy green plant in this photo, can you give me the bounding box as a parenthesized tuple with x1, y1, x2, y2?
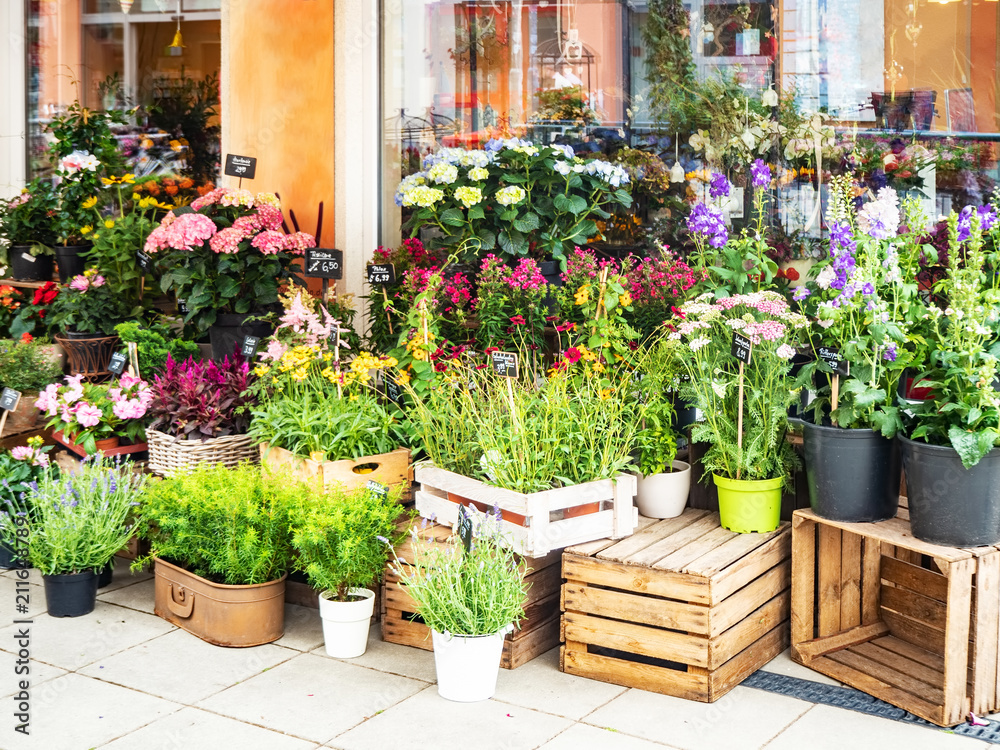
(390, 512, 527, 636)
(134, 464, 307, 585)
(634, 339, 680, 476)
(0, 437, 58, 516)
(46, 269, 135, 336)
(292, 483, 407, 601)
(0, 455, 144, 575)
(38, 374, 151, 455)
(0, 180, 59, 250)
(0, 338, 63, 392)
(114, 322, 200, 377)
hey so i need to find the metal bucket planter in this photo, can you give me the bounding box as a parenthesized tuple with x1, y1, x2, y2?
(153, 557, 287, 647)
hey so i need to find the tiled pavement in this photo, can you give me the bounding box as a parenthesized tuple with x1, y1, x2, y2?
(0, 558, 989, 750)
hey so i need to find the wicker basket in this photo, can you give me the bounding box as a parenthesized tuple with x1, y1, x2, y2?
(147, 429, 259, 477)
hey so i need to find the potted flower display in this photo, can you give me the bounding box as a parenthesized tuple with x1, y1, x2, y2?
(291, 483, 406, 658)
(792, 179, 921, 522)
(143, 187, 316, 356)
(0, 181, 58, 281)
(0, 337, 64, 435)
(10, 281, 60, 340)
(901, 205, 1000, 546)
(48, 269, 136, 380)
(249, 291, 410, 492)
(669, 291, 808, 533)
(0, 437, 56, 569)
(391, 509, 527, 701)
(36, 373, 151, 455)
(134, 464, 308, 646)
(144, 353, 258, 476)
(0, 455, 144, 617)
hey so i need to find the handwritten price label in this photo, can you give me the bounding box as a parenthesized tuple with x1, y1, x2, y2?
(367, 263, 396, 286)
(304, 248, 343, 280)
(224, 153, 257, 179)
(731, 332, 753, 365)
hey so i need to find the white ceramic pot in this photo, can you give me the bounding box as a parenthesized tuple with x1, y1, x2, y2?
(432, 625, 512, 702)
(634, 460, 691, 519)
(319, 587, 375, 658)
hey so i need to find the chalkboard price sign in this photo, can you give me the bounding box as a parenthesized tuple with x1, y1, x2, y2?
(366, 480, 388, 497)
(241, 336, 260, 359)
(224, 153, 257, 180)
(385, 376, 402, 404)
(491, 351, 519, 378)
(731, 332, 753, 365)
(367, 263, 396, 286)
(108, 351, 128, 376)
(177, 299, 189, 314)
(457, 505, 474, 553)
(136, 250, 152, 272)
(818, 346, 850, 377)
(304, 248, 344, 280)
(0, 388, 21, 412)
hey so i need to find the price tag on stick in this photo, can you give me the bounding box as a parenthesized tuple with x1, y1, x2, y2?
(304, 248, 344, 280)
(0, 388, 22, 440)
(731, 333, 753, 365)
(108, 351, 128, 376)
(367, 263, 396, 286)
(241, 336, 260, 359)
(491, 351, 519, 378)
(366, 480, 388, 498)
(223, 153, 257, 180)
(384, 376, 402, 405)
(457, 505, 474, 553)
(731, 332, 754, 480)
(818, 347, 850, 377)
(136, 250, 152, 273)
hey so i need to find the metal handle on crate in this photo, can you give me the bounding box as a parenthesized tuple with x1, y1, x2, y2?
(167, 584, 195, 618)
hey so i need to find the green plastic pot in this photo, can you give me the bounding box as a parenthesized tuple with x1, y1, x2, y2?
(713, 474, 783, 534)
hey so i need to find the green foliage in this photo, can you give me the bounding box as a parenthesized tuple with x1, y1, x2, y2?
(146, 71, 220, 185)
(635, 338, 680, 476)
(250, 390, 405, 461)
(642, 0, 699, 133)
(0, 438, 58, 516)
(114, 322, 199, 376)
(291, 484, 407, 601)
(391, 515, 527, 636)
(0, 456, 143, 575)
(0, 339, 63, 392)
(47, 271, 134, 336)
(134, 464, 306, 585)
(0, 180, 59, 249)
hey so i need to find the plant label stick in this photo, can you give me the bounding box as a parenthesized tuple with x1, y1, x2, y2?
(382, 287, 393, 335)
(108, 351, 128, 377)
(457, 505, 474, 553)
(0, 388, 21, 439)
(127, 342, 139, 378)
(731, 333, 753, 480)
(241, 336, 260, 359)
(366, 480, 388, 498)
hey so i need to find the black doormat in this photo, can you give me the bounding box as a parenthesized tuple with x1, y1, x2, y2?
(744, 670, 1000, 744)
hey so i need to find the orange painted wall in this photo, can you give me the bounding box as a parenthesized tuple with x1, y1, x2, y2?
(225, 1, 335, 249)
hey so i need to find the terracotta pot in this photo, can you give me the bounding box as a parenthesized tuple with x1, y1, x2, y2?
(153, 557, 287, 647)
(94, 436, 120, 452)
(563, 503, 600, 518)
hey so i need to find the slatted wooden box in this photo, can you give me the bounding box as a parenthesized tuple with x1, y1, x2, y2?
(414, 465, 638, 558)
(381, 520, 562, 669)
(791, 507, 1000, 726)
(560, 509, 791, 702)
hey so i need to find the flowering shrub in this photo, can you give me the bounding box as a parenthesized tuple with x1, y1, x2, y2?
(36, 374, 151, 454)
(144, 187, 313, 334)
(10, 282, 59, 338)
(474, 255, 550, 364)
(0, 179, 58, 249)
(0, 337, 62, 393)
(46, 268, 135, 336)
(622, 252, 697, 340)
(147, 354, 256, 440)
(397, 139, 631, 262)
(0, 286, 24, 335)
(668, 291, 808, 482)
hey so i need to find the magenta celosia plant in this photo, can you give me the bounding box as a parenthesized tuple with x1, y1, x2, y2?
(35, 373, 151, 454)
(144, 188, 315, 334)
(146, 353, 257, 439)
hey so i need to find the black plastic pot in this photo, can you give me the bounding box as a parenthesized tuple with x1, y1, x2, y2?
(54, 244, 90, 283)
(802, 421, 900, 522)
(97, 561, 114, 589)
(10, 246, 54, 281)
(208, 313, 273, 361)
(900, 435, 1000, 547)
(0, 538, 20, 570)
(43, 571, 99, 617)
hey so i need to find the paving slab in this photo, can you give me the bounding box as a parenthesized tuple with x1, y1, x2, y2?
(758, 648, 841, 688)
(312, 624, 438, 683)
(276, 603, 326, 652)
(98, 576, 155, 613)
(537, 723, 683, 750)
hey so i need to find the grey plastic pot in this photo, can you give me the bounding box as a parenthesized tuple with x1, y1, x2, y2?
(900, 435, 1000, 547)
(801, 420, 900, 523)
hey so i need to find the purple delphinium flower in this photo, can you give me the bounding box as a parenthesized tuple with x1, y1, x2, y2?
(861, 282, 875, 295)
(827, 222, 857, 293)
(978, 205, 997, 232)
(792, 286, 811, 302)
(709, 172, 731, 199)
(883, 343, 898, 362)
(686, 203, 729, 248)
(750, 159, 771, 188)
(857, 188, 900, 240)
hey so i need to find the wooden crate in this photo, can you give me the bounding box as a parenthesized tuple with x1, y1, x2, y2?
(381, 520, 562, 669)
(560, 509, 791, 702)
(414, 465, 638, 558)
(260, 444, 412, 497)
(791, 507, 1000, 726)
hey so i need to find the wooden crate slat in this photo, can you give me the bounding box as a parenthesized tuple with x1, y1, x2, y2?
(563, 610, 710, 668)
(795, 622, 890, 662)
(942, 558, 975, 726)
(708, 561, 790, 637)
(563, 553, 712, 605)
(881, 585, 948, 631)
(685, 523, 787, 577)
(652, 526, 736, 573)
(706, 624, 789, 702)
(882, 610, 947, 656)
(564, 515, 659, 557)
(415, 465, 532, 514)
(596, 511, 708, 563)
(840, 531, 863, 630)
(562, 581, 709, 634)
(709, 593, 789, 669)
(561, 644, 710, 702)
(852, 640, 947, 691)
(625, 514, 723, 567)
(861, 537, 882, 626)
(817, 524, 843, 637)
(709, 530, 792, 606)
(877, 635, 946, 673)
(502, 615, 560, 669)
(810, 655, 946, 726)
(791, 514, 817, 652)
(881, 555, 949, 602)
(827, 647, 945, 706)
